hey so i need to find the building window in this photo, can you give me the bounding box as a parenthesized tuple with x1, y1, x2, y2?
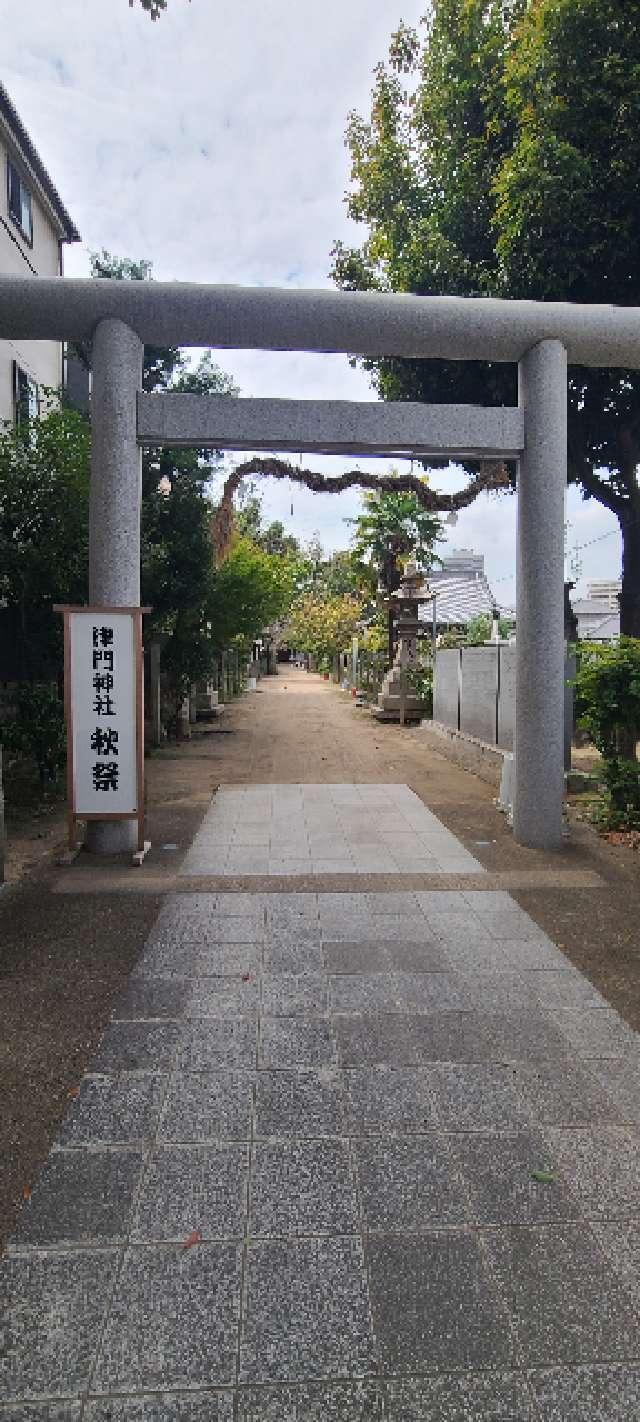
(7, 158, 33, 245)
(13, 362, 39, 426)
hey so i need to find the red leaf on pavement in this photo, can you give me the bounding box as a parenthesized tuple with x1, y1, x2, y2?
(22, 1185, 31, 1200)
(182, 1229, 201, 1249)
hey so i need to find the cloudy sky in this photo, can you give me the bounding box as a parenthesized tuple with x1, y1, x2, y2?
(2, 0, 621, 599)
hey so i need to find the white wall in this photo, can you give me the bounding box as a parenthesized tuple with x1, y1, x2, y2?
(0, 131, 64, 425)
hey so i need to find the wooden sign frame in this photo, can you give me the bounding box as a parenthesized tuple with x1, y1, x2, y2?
(55, 605, 150, 854)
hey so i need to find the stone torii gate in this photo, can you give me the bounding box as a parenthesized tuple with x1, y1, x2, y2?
(1, 277, 638, 853)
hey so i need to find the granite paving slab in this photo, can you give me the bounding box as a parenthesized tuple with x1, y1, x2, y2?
(0, 1250, 118, 1401)
(84, 1396, 234, 1421)
(343, 1065, 440, 1134)
(384, 1372, 536, 1420)
(0, 1407, 83, 1422)
(177, 1019, 257, 1071)
(57, 1074, 167, 1148)
(354, 1135, 470, 1230)
(93, 1020, 182, 1072)
(485, 1223, 640, 1364)
(181, 784, 485, 877)
(323, 939, 449, 973)
(111, 977, 191, 1019)
(260, 971, 328, 1015)
(186, 978, 260, 1018)
(250, 1138, 358, 1236)
(239, 1237, 376, 1382)
(446, 1128, 577, 1225)
(131, 1143, 249, 1241)
(91, 1243, 242, 1392)
(157, 1069, 254, 1142)
(589, 1053, 640, 1121)
(258, 1015, 336, 1067)
(543, 1125, 640, 1218)
(235, 1382, 385, 1420)
(530, 1364, 640, 1422)
(365, 1231, 515, 1371)
(11, 1147, 144, 1247)
(255, 1067, 345, 1136)
(7, 781, 640, 1414)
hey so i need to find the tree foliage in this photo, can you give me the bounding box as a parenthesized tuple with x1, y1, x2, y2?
(130, 0, 167, 18)
(91, 252, 239, 714)
(129, 0, 191, 18)
(284, 593, 363, 667)
(349, 486, 442, 594)
(466, 612, 512, 644)
(0, 684, 66, 789)
(332, 0, 640, 633)
(575, 638, 640, 827)
(234, 496, 302, 558)
(0, 406, 90, 678)
(210, 536, 299, 650)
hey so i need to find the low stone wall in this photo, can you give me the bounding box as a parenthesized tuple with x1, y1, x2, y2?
(418, 718, 508, 788)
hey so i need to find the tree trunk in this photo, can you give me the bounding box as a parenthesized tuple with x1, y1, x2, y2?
(619, 506, 640, 639)
(618, 507, 640, 760)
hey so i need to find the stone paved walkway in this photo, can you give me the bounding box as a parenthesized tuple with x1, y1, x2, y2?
(4, 786, 640, 1419)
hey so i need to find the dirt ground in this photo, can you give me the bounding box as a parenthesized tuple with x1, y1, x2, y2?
(2, 667, 640, 1251)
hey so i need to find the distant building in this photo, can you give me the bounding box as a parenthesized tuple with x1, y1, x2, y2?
(0, 82, 80, 425)
(571, 593, 620, 642)
(420, 549, 502, 629)
(587, 579, 621, 608)
(430, 548, 485, 582)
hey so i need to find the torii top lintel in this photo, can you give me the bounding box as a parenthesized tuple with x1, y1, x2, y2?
(1, 276, 640, 368)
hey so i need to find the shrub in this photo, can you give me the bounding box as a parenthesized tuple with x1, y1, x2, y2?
(0, 684, 66, 789)
(574, 639, 640, 828)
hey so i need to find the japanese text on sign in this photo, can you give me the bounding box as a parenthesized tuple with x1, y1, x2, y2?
(68, 612, 137, 816)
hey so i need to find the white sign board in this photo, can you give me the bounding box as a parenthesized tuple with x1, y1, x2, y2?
(68, 611, 138, 816)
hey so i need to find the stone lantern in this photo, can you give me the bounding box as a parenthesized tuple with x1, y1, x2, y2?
(374, 561, 431, 722)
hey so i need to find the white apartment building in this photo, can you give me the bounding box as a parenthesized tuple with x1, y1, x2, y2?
(587, 579, 621, 608)
(0, 83, 79, 425)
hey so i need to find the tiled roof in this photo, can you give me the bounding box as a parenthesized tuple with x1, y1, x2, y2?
(418, 573, 499, 626)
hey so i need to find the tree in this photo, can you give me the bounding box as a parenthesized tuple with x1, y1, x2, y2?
(574, 638, 640, 827)
(91, 252, 239, 720)
(494, 0, 640, 638)
(235, 497, 302, 558)
(332, 0, 640, 634)
(0, 405, 90, 679)
(130, 0, 167, 17)
(312, 550, 368, 599)
(209, 536, 299, 649)
(129, 0, 191, 16)
(349, 484, 442, 658)
(284, 592, 363, 668)
(466, 612, 512, 644)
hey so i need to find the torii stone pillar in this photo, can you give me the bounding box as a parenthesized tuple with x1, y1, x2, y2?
(514, 339, 567, 850)
(86, 317, 143, 855)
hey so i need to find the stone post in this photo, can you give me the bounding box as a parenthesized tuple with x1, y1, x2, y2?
(87, 317, 143, 854)
(514, 339, 567, 849)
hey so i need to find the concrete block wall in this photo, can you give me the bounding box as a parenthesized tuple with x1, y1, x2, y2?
(460, 646, 499, 744)
(434, 643, 571, 759)
(433, 649, 461, 730)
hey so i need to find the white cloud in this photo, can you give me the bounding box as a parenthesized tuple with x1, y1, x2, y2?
(1, 0, 624, 596)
